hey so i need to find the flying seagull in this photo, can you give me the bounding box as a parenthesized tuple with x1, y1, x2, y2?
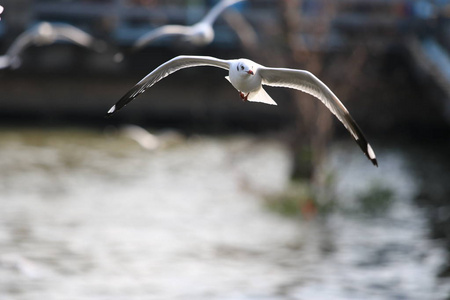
(0, 22, 105, 69)
(106, 55, 378, 166)
(118, 124, 161, 151)
(133, 0, 246, 50)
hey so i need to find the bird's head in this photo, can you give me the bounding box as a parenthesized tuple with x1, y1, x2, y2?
(236, 60, 254, 76)
(36, 22, 55, 44)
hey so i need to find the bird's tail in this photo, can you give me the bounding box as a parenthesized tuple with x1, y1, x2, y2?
(247, 87, 277, 106)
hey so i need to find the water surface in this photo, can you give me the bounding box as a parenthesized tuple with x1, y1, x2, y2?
(0, 128, 448, 300)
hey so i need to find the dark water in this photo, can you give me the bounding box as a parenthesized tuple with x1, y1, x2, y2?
(0, 128, 448, 300)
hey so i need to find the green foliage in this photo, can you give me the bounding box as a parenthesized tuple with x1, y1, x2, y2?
(265, 182, 314, 217)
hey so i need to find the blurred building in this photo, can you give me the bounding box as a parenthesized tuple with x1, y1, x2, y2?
(0, 0, 447, 61)
(0, 0, 448, 129)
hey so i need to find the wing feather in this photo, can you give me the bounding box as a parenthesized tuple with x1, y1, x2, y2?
(107, 55, 230, 115)
(5, 30, 37, 59)
(0, 56, 11, 69)
(134, 25, 192, 50)
(201, 0, 245, 25)
(52, 24, 95, 48)
(259, 67, 377, 166)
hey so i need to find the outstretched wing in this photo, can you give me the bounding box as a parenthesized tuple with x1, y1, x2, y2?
(0, 55, 11, 69)
(52, 24, 96, 48)
(5, 28, 38, 59)
(201, 0, 246, 25)
(259, 67, 377, 166)
(107, 55, 230, 115)
(133, 25, 192, 50)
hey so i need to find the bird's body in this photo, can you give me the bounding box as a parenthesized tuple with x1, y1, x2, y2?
(228, 59, 261, 92)
(0, 22, 102, 69)
(107, 55, 378, 166)
(185, 23, 214, 46)
(134, 0, 245, 49)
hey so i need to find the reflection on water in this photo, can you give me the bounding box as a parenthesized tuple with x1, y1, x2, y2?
(0, 128, 448, 300)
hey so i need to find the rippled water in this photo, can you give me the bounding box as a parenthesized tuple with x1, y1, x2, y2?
(0, 128, 448, 300)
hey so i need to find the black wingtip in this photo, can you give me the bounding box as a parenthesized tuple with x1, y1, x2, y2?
(371, 158, 379, 167)
(366, 143, 378, 168)
(354, 137, 378, 168)
(104, 105, 116, 118)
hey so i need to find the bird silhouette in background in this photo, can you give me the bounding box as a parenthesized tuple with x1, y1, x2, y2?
(106, 55, 378, 167)
(220, 8, 258, 52)
(0, 22, 106, 69)
(118, 124, 161, 151)
(133, 0, 246, 50)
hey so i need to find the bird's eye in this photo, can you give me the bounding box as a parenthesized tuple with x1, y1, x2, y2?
(240, 65, 244, 70)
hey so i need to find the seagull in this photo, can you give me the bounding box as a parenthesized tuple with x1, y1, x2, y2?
(118, 124, 161, 151)
(106, 55, 378, 166)
(0, 5, 4, 20)
(0, 22, 105, 69)
(133, 0, 246, 50)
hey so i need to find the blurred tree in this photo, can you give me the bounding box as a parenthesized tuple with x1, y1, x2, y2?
(240, 0, 372, 187)
(279, 0, 335, 181)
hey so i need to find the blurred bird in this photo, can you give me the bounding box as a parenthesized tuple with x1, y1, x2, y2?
(221, 8, 258, 52)
(106, 55, 378, 166)
(0, 22, 106, 69)
(118, 124, 161, 151)
(0, 5, 4, 20)
(133, 0, 246, 50)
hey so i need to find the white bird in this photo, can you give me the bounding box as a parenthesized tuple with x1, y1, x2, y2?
(0, 22, 104, 69)
(118, 124, 161, 151)
(0, 5, 4, 20)
(106, 55, 378, 166)
(133, 0, 246, 50)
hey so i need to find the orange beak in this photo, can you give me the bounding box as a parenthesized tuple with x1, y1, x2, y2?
(247, 70, 254, 75)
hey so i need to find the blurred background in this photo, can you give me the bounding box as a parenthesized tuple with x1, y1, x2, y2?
(1, 0, 450, 299)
